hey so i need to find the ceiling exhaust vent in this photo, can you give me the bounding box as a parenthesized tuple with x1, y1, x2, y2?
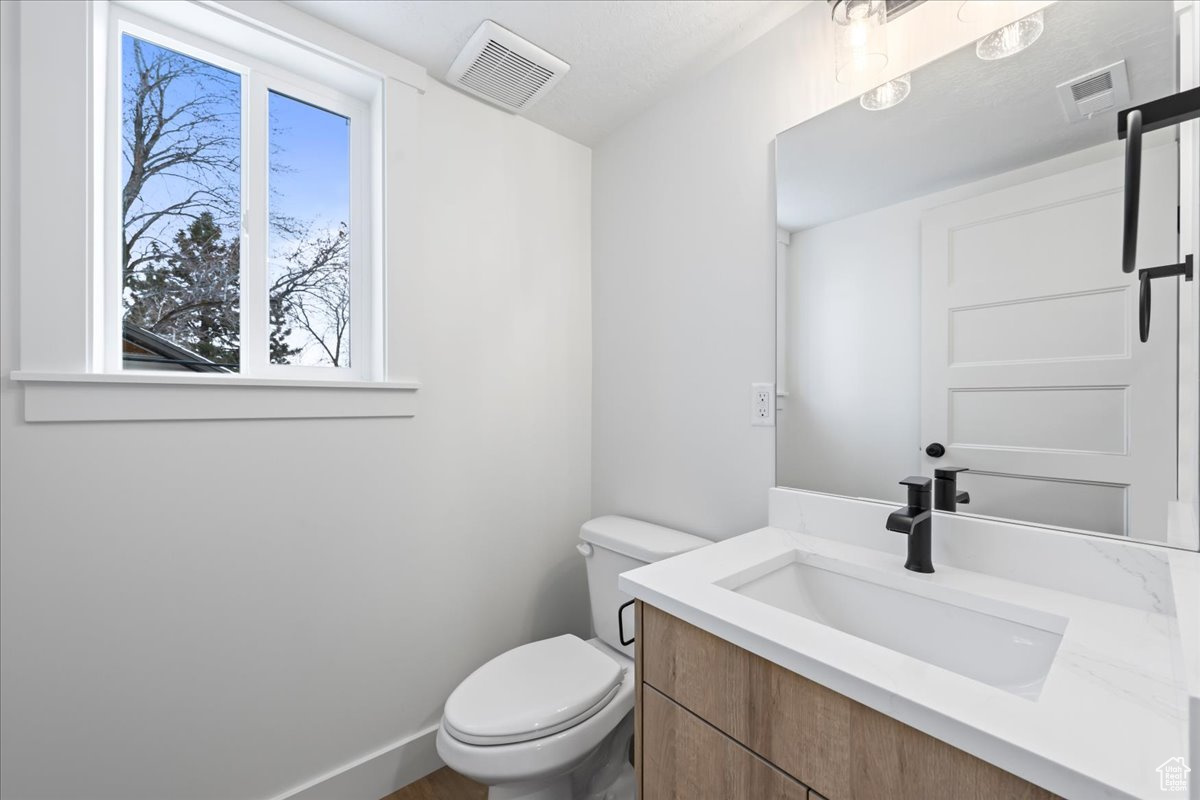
(447, 21, 570, 113)
(1056, 61, 1130, 123)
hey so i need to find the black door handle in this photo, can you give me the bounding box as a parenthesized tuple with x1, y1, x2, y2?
(1138, 255, 1193, 343)
(617, 599, 635, 646)
(925, 442, 945, 458)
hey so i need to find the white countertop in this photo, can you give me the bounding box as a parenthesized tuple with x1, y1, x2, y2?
(620, 520, 1198, 800)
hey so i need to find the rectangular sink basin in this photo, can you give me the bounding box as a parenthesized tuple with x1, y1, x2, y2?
(716, 552, 1067, 699)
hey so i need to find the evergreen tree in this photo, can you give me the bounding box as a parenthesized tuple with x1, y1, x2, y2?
(125, 212, 240, 366)
(125, 213, 302, 366)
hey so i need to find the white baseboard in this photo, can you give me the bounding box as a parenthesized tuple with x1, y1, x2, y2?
(267, 724, 444, 800)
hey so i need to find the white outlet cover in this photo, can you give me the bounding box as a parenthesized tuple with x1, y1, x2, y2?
(751, 383, 775, 427)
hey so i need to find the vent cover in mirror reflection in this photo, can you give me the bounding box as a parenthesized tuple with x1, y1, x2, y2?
(1056, 60, 1130, 123)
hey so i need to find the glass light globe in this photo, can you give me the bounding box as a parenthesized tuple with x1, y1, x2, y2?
(860, 74, 911, 111)
(832, 0, 888, 85)
(976, 10, 1044, 61)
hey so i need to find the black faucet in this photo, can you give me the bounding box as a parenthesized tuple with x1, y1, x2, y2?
(886, 476, 934, 573)
(934, 467, 971, 512)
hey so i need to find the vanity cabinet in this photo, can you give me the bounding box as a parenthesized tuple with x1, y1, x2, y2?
(642, 686, 809, 799)
(634, 602, 1060, 800)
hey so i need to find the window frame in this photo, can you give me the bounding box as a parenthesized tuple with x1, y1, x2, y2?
(104, 5, 376, 381)
(12, 0, 426, 422)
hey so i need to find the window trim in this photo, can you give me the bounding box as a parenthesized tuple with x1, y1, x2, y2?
(8, 370, 421, 422)
(12, 0, 426, 422)
(10, 370, 420, 391)
(106, 6, 376, 380)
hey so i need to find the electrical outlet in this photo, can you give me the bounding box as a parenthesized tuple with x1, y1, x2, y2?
(751, 383, 775, 427)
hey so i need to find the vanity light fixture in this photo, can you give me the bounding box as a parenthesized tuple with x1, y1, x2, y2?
(975, 10, 1045, 61)
(860, 73, 911, 110)
(831, 0, 888, 84)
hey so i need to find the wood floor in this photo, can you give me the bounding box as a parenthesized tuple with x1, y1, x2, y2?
(380, 767, 487, 800)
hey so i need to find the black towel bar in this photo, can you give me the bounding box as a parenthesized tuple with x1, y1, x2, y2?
(1118, 88, 1200, 275)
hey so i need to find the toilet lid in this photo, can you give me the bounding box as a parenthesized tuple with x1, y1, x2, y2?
(443, 635, 624, 746)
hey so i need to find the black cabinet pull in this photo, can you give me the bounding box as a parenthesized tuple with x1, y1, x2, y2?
(618, 599, 636, 646)
(1122, 108, 1142, 274)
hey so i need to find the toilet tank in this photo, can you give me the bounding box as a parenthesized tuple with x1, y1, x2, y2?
(578, 516, 709, 658)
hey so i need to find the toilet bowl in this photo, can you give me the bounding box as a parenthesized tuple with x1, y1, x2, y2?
(436, 516, 709, 800)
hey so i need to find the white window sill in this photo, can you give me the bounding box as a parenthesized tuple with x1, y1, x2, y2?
(9, 370, 421, 422)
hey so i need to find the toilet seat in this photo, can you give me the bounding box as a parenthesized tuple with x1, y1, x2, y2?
(443, 634, 624, 746)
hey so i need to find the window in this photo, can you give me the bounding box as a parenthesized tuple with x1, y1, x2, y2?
(119, 35, 242, 373)
(13, 0, 424, 420)
(268, 91, 353, 368)
(109, 10, 372, 379)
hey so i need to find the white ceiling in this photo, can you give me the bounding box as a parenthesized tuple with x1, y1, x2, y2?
(286, 0, 807, 145)
(776, 0, 1178, 231)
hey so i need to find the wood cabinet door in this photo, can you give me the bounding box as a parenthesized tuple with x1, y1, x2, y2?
(640, 604, 1060, 800)
(642, 685, 808, 800)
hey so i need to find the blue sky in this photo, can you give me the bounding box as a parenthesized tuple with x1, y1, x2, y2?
(270, 91, 350, 231)
(122, 34, 351, 249)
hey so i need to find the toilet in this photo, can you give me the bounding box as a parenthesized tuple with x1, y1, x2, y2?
(436, 516, 709, 800)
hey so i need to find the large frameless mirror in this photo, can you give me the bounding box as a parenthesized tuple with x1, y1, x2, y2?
(775, 0, 1199, 549)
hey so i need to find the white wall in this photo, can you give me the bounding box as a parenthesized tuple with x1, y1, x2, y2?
(778, 203, 922, 503)
(0, 2, 593, 798)
(590, 0, 1053, 541)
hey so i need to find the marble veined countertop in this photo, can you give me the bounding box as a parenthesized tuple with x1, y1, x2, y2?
(621, 516, 1198, 800)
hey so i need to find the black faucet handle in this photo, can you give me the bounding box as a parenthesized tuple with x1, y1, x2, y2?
(933, 467, 970, 511)
(898, 476, 931, 510)
(934, 466, 969, 479)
